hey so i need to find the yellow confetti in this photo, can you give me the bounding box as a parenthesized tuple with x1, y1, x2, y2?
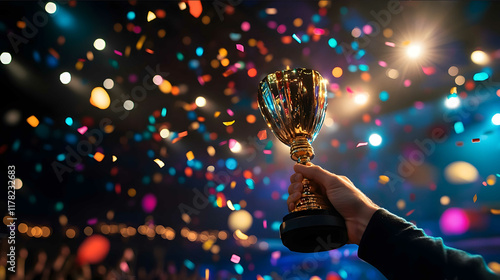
(186, 151, 194, 161)
(450, 87, 457, 94)
(223, 120, 235, 126)
(214, 111, 221, 118)
(205, 268, 210, 280)
(490, 209, 500, 215)
(234, 229, 248, 240)
(227, 200, 235, 210)
(112, 155, 117, 162)
(147, 11, 156, 22)
(154, 158, 165, 168)
(230, 181, 237, 189)
(26, 115, 39, 127)
(136, 35, 146, 50)
(378, 175, 390, 185)
(202, 240, 214, 251)
(473, 194, 477, 203)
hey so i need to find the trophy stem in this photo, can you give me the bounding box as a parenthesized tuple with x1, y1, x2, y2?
(290, 136, 331, 212)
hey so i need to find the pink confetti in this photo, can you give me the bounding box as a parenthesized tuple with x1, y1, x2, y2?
(197, 76, 205, 85)
(263, 150, 272, 154)
(263, 220, 267, 228)
(375, 119, 382, 126)
(346, 86, 353, 94)
(378, 61, 387, 67)
(120, 261, 130, 272)
(356, 142, 368, 148)
(230, 254, 241, 264)
(236, 44, 244, 52)
(404, 79, 412, 87)
(87, 218, 98, 225)
(77, 126, 88, 134)
(229, 139, 237, 149)
(219, 140, 227, 146)
(482, 181, 487, 186)
(227, 109, 234, 116)
(385, 42, 396, 47)
(422, 66, 436, 75)
(114, 50, 123, 56)
(313, 28, 325, 35)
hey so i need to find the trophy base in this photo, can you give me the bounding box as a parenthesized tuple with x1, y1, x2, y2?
(280, 209, 348, 253)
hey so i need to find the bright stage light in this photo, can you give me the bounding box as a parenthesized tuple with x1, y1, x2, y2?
(160, 128, 170, 138)
(445, 96, 460, 109)
(93, 39, 106, 51)
(0, 52, 12, 64)
(492, 113, 500, 125)
(45, 2, 57, 14)
(195, 96, 206, 107)
(59, 72, 71, 84)
(353, 93, 368, 105)
(406, 44, 422, 59)
(369, 133, 382, 146)
(123, 100, 134, 111)
(471, 50, 490, 65)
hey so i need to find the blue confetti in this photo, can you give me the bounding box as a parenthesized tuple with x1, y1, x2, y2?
(292, 34, 301, 43)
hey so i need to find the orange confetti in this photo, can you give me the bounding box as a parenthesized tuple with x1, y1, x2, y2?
(187, 0, 202, 18)
(223, 120, 235, 126)
(145, 48, 154, 54)
(178, 131, 188, 137)
(490, 209, 500, 215)
(94, 152, 105, 162)
(186, 151, 194, 161)
(257, 130, 267, 140)
(27, 115, 40, 127)
(48, 48, 60, 60)
(473, 194, 477, 203)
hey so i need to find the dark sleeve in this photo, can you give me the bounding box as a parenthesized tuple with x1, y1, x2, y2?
(358, 208, 499, 280)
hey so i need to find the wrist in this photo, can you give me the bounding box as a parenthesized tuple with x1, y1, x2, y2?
(353, 204, 379, 245)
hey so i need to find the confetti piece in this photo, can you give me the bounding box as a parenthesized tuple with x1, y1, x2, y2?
(257, 130, 267, 140)
(154, 159, 165, 168)
(227, 200, 235, 210)
(346, 86, 353, 94)
(378, 61, 387, 67)
(94, 152, 105, 162)
(145, 49, 154, 54)
(223, 120, 235, 126)
(263, 150, 272, 154)
(422, 66, 436, 75)
(230, 254, 241, 264)
(26, 115, 39, 127)
(136, 35, 146, 50)
(214, 111, 221, 118)
(473, 194, 477, 203)
(178, 131, 188, 137)
(227, 109, 234, 116)
(236, 44, 244, 52)
(385, 42, 396, 47)
(223, 69, 235, 77)
(356, 142, 368, 148)
(263, 220, 267, 229)
(234, 229, 248, 240)
(112, 155, 117, 162)
(229, 139, 237, 149)
(379, 175, 390, 184)
(186, 151, 194, 161)
(205, 268, 209, 280)
(114, 50, 123, 56)
(292, 34, 301, 43)
(187, 0, 202, 18)
(147, 11, 156, 22)
(219, 140, 227, 146)
(490, 209, 500, 215)
(472, 138, 480, 143)
(77, 126, 88, 134)
(406, 209, 415, 216)
(450, 87, 457, 94)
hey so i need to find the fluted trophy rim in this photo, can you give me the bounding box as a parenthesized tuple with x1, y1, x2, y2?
(257, 67, 328, 147)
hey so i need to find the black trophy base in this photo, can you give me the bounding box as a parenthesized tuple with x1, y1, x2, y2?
(280, 209, 348, 253)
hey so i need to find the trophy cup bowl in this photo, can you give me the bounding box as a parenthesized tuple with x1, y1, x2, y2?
(257, 68, 348, 253)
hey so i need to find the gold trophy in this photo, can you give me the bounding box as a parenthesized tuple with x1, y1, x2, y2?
(257, 68, 347, 252)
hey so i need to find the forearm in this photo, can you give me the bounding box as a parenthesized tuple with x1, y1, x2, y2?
(358, 209, 498, 280)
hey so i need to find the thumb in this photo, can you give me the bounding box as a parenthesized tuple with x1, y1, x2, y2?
(293, 163, 334, 186)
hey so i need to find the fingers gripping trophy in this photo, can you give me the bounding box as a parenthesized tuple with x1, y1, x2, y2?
(257, 68, 348, 253)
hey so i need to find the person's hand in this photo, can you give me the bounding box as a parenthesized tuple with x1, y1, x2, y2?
(288, 163, 379, 245)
